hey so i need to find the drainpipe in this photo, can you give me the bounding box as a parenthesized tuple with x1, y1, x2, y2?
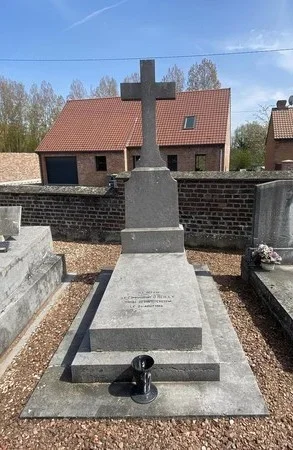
(219, 147, 224, 171)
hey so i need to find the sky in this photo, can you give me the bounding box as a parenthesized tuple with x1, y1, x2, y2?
(1, 0, 293, 130)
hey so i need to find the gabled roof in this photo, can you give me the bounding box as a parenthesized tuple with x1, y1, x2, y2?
(37, 88, 230, 152)
(272, 108, 293, 139)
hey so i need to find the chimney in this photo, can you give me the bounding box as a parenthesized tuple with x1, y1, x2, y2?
(276, 100, 287, 109)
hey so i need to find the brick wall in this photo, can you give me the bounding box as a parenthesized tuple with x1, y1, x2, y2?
(0, 184, 125, 242)
(177, 177, 255, 248)
(1, 171, 293, 248)
(282, 160, 293, 170)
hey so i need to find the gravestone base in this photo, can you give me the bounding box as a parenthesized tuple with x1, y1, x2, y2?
(21, 265, 268, 418)
(88, 253, 203, 352)
(121, 226, 184, 253)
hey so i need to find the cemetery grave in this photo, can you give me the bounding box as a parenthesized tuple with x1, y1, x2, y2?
(242, 180, 293, 341)
(0, 206, 65, 356)
(20, 60, 267, 418)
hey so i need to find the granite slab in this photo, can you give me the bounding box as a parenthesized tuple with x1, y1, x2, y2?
(89, 253, 203, 351)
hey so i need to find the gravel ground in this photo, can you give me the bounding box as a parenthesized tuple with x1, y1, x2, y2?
(1, 242, 293, 449)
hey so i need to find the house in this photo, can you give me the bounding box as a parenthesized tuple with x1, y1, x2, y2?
(265, 100, 293, 170)
(36, 88, 231, 186)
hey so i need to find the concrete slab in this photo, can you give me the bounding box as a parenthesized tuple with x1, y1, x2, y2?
(0, 226, 53, 305)
(242, 259, 293, 341)
(21, 266, 268, 418)
(21, 362, 267, 419)
(0, 274, 75, 379)
(0, 253, 64, 355)
(89, 253, 203, 351)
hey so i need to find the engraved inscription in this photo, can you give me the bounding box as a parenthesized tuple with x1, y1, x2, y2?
(121, 291, 174, 310)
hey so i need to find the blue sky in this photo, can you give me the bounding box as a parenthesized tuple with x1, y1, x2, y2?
(1, 0, 293, 130)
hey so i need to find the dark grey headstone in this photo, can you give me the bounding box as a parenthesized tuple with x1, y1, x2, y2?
(253, 180, 293, 248)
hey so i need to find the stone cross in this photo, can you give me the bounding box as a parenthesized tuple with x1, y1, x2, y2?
(120, 59, 176, 167)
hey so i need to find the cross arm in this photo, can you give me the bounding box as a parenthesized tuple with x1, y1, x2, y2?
(155, 82, 176, 100)
(120, 83, 141, 101)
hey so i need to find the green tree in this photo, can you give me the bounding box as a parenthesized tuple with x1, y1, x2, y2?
(230, 121, 268, 170)
(161, 64, 185, 92)
(90, 76, 118, 97)
(67, 79, 87, 100)
(187, 58, 221, 91)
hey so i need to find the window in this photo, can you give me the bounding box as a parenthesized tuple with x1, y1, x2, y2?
(167, 155, 178, 171)
(183, 115, 195, 129)
(95, 156, 107, 171)
(132, 155, 140, 169)
(195, 154, 206, 171)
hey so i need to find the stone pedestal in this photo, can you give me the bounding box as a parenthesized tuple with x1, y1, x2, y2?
(121, 167, 184, 253)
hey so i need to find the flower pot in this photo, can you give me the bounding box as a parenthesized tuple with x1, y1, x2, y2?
(260, 262, 275, 271)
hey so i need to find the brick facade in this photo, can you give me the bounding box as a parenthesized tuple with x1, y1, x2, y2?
(39, 152, 125, 186)
(265, 108, 293, 170)
(1, 172, 292, 249)
(127, 146, 224, 172)
(265, 120, 293, 170)
(39, 146, 226, 187)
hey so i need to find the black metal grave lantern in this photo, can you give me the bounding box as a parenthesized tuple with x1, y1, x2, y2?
(131, 354, 158, 404)
(0, 241, 9, 252)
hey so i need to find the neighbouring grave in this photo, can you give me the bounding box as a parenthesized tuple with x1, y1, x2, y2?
(22, 60, 267, 418)
(0, 206, 65, 355)
(252, 180, 293, 262)
(0, 206, 21, 252)
(242, 180, 293, 341)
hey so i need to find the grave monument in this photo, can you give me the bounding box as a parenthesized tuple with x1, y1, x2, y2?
(241, 180, 293, 341)
(0, 206, 64, 355)
(252, 180, 293, 263)
(22, 60, 267, 418)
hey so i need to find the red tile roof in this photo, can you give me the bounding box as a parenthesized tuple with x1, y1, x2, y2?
(272, 108, 293, 139)
(37, 89, 230, 152)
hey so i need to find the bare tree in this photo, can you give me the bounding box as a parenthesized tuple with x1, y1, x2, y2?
(123, 72, 140, 83)
(67, 79, 87, 100)
(187, 58, 221, 91)
(0, 77, 28, 152)
(162, 64, 185, 92)
(90, 76, 118, 98)
(254, 104, 272, 126)
(26, 81, 64, 151)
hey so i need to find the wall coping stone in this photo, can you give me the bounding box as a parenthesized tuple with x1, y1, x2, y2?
(0, 185, 113, 197)
(116, 170, 293, 181)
